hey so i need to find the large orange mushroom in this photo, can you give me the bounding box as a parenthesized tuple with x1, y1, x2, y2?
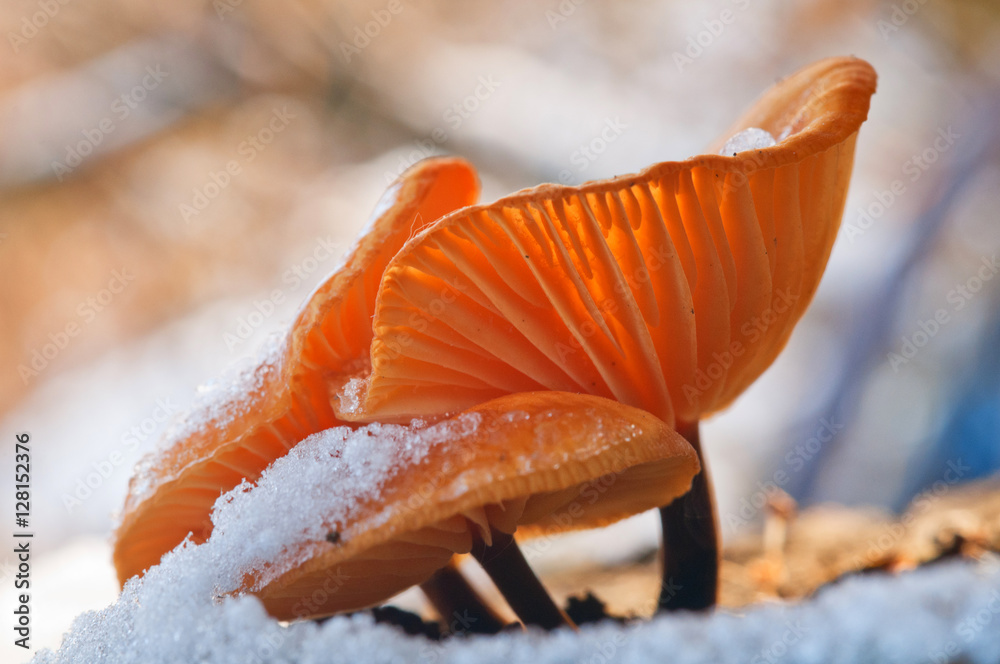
(334, 56, 877, 609)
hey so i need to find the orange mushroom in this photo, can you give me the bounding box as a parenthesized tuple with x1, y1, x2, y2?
(115, 56, 876, 625)
(240, 391, 699, 628)
(334, 56, 877, 609)
(114, 157, 479, 584)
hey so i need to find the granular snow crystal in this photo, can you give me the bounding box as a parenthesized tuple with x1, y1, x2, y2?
(719, 127, 777, 156)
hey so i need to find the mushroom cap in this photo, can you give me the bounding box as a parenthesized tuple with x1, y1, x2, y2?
(113, 158, 480, 585)
(337, 56, 877, 427)
(244, 391, 699, 619)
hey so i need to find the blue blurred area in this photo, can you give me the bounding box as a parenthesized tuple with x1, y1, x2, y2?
(896, 299, 1000, 510)
(783, 93, 1000, 512)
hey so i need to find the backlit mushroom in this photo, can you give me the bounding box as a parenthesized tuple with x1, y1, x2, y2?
(116, 56, 876, 625)
(335, 56, 877, 610)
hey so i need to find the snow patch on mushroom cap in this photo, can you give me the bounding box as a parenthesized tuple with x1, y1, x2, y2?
(719, 127, 777, 156)
(232, 392, 697, 618)
(112, 391, 697, 620)
(209, 413, 475, 578)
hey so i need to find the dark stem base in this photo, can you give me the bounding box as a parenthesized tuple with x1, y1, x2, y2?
(419, 562, 506, 635)
(658, 420, 719, 611)
(471, 526, 575, 630)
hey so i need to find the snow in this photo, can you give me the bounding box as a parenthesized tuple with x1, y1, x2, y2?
(335, 376, 367, 415)
(208, 413, 477, 582)
(719, 127, 777, 156)
(29, 413, 1000, 663)
(30, 549, 1000, 664)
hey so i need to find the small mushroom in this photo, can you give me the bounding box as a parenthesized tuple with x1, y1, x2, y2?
(113, 157, 480, 585)
(245, 391, 699, 626)
(335, 57, 877, 610)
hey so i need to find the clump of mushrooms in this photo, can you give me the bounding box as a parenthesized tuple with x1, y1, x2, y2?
(115, 56, 876, 626)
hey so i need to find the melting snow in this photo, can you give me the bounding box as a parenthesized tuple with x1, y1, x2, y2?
(719, 127, 777, 156)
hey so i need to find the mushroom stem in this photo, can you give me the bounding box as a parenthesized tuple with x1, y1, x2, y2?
(657, 420, 719, 611)
(470, 526, 576, 631)
(420, 560, 507, 634)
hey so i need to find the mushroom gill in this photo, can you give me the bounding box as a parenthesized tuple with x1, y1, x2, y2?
(338, 57, 877, 427)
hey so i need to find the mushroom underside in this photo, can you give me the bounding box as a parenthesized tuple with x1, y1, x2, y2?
(247, 391, 699, 621)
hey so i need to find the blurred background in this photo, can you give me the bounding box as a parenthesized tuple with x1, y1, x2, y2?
(1, 0, 998, 660)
